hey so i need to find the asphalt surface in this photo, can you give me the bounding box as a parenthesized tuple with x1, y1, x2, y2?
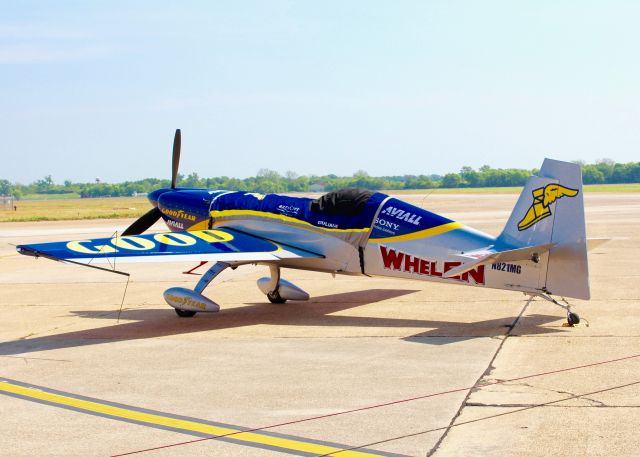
(1, 192, 638, 456)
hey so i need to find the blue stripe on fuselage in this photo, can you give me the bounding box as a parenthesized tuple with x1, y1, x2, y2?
(370, 198, 453, 239)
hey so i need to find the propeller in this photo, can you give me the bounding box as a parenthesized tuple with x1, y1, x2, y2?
(121, 129, 181, 236)
(121, 207, 162, 236)
(171, 128, 181, 189)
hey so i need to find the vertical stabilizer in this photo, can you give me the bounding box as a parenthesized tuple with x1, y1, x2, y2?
(498, 159, 589, 299)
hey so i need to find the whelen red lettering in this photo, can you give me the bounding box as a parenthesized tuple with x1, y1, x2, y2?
(466, 265, 485, 284)
(430, 261, 442, 277)
(380, 246, 404, 270)
(379, 246, 485, 285)
(444, 261, 462, 280)
(404, 255, 420, 273)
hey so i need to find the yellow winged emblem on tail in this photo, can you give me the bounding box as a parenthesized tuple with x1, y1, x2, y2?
(517, 184, 579, 231)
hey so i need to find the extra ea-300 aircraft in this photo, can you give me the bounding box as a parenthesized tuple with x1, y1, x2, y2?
(17, 130, 591, 325)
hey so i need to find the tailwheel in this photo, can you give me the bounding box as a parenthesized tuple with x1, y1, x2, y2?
(267, 290, 287, 304)
(175, 309, 197, 318)
(567, 312, 580, 326)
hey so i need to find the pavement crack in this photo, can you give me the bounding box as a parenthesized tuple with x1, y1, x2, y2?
(579, 396, 607, 406)
(0, 355, 71, 363)
(495, 381, 608, 406)
(426, 297, 532, 457)
(464, 402, 632, 408)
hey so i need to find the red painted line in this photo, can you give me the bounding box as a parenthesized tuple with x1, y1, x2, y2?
(112, 352, 640, 456)
(317, 379, 640, 456)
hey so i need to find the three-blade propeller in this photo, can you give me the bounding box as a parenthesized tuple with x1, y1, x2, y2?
(122, 129, 181, 236)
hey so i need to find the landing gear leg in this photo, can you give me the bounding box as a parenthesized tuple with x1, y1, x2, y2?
(167, 261, 231, 317)
(256, 264, 309, 303)
(266, 265, 286, 304)
(194, 262, 231, 294)
(535, 293, 581, 326)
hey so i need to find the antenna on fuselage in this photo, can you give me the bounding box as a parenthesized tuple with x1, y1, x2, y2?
(419, 189, 435, 209)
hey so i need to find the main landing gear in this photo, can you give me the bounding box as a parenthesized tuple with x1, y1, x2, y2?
(257, 265, 310, 304)
(164, 261, 230, 317)
(164, 263, 310, 317)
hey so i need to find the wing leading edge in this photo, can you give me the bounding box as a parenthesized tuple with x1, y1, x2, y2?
(16, 228, 323, 265)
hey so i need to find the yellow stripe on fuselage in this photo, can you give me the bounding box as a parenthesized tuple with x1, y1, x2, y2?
(210, 209, 370, 233)
(368, 222, 464, 243)
(186, 219, 210, 231)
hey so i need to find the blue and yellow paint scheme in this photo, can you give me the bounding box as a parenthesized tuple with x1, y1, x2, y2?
(16, 158, 591, 314)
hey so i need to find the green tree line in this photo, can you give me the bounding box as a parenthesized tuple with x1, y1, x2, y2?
(2, 160, 639, 199)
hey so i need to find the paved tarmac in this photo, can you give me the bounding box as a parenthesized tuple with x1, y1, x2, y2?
(1, 192, 638, 457)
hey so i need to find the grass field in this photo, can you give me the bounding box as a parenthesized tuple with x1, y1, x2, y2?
(1, 197, 148, 222)
(1, 184, 638, 222)
(20, 193, 81, 200)
(392, 183, 640, 194)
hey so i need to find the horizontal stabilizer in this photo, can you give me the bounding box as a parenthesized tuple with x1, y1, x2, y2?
(444, 242, 555, 278)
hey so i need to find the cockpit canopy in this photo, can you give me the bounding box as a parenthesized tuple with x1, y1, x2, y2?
(209, 188, 387, 232)
(310, 189, 376, 216)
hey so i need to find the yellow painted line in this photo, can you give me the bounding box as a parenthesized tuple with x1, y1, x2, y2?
(368, 222, 464, 243)
(0, 379, 387, 457)
(210, 209, 370, 233)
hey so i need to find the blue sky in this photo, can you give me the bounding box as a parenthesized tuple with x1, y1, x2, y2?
(2, 1, 639, 183)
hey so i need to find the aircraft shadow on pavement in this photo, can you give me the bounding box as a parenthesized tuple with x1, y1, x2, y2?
(0, 290, 566, 356)
(404, 313, 565, 345)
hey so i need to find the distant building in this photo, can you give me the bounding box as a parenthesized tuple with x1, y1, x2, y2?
(309, 183, 326, 192)
(0, 195, 14, 211)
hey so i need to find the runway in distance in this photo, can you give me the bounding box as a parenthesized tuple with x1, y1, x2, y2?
(17, 130, 591, 324)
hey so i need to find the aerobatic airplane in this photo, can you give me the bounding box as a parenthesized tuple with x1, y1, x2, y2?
(17, 130, 590, 324)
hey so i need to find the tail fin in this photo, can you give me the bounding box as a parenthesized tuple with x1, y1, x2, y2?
(498, 159, 589, 299)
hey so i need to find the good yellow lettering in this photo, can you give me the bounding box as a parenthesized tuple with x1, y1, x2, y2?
(190, 230, 234, 243)
(67, 240, 117, 255)
(111, 236, 155, 250)
(154, 233, 196, 246)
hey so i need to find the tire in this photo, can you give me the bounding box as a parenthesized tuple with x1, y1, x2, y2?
(175, 309, 197, 318)
(267, 291, 287, 304)
(567, 312, 580, 326)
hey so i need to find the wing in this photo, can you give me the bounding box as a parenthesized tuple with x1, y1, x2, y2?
(16, 228, 323, 265)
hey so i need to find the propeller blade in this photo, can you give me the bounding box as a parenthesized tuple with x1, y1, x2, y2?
(122, 207, 162, 236)
(171, 128, 181, 189)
